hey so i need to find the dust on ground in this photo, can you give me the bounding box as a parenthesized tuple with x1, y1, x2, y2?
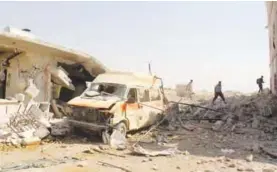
(1, 90, 277, 172)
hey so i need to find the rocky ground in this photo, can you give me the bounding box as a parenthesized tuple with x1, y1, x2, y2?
(1, 90, 277, 172)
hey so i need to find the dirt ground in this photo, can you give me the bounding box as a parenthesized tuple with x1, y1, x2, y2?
(1, 122, 277, 172)
(1, 91, 277, 172)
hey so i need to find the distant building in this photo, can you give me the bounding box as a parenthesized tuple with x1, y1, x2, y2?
(266, 2, 277, 94)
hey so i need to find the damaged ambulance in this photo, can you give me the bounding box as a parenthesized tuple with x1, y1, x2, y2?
(66, 71, 167, 143)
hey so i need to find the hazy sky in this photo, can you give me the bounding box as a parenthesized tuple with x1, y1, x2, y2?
(0, 1, 269, 92)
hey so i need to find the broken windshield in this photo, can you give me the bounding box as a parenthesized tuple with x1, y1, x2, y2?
(84, 83, 127, 98)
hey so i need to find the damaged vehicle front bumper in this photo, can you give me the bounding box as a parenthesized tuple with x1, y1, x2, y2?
(68, 119, 109, 131)
(67, 106, 113, 132)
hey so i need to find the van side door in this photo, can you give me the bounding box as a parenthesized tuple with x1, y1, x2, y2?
(137, 88, 152, 127)
(148, 88, 163, 125)
(125, 88, 144, 130)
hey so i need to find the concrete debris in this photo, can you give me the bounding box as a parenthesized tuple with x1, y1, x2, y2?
(50, 118, 71, 136)
(262, 169, 276, 172)
(110, 129, 127, 150)
(21, 136, 41, 146)
(166, 91, 277, 137)
(212, 121, 224, 131)
(0, 101, 53, 146)
(33, 126, 50, 139)
(0, 156, 82, 172)
(246, 154, 253, 162)
(97, 161, 131, 172)
(24, 79, 40, 98)
(131, 144, 181, 157)
(220, 149, 235, 155)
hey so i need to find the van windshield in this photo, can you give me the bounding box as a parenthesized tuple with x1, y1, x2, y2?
(85, 83, 127, 98)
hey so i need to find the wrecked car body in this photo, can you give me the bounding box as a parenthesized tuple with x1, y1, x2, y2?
(66, 72, 167, 143)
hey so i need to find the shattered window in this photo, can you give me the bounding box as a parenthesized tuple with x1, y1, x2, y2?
(87, 83, 126, 98)
(127, 88, 138, 102)
(138, 89, 150, 102)
(150, 89, 161, 101)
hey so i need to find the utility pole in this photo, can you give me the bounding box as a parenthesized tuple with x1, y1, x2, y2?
(148, 62, 152, 75)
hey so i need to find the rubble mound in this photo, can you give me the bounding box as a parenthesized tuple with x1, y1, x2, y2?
(166, 90, 277, 135)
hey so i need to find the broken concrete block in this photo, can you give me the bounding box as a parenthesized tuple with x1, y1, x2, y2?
(212, 121, 224, 131)
(110, 130, 127, 150)
(252, 120, 259, 129)
(18, 129, 36, 139)
(34, 126, 50, 139)
(50, 118, 71, 136)
(25, 79, 39, 98)
(21, 136, 41, 146)
(246, 154, 253, 162)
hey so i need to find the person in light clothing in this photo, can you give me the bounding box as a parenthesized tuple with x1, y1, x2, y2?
(212, 81, 226, 104)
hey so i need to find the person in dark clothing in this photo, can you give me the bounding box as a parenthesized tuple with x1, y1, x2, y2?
(256, 76, 264, 93)
(212, 81, 226, 105)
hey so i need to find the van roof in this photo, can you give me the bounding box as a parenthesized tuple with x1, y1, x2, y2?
(92, 71, 162, 88)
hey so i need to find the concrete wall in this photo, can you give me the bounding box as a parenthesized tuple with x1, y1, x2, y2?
(266, 2, 277, 94)
(6, 53, 56, 103)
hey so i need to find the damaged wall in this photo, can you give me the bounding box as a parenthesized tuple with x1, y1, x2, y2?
(5, 52, 56, 103)
(266, 2, 277, 94)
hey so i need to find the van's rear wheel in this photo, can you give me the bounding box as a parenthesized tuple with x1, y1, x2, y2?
(114, 122, 127, 136)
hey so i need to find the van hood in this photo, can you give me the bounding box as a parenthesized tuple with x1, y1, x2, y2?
(67, 95, 121, 109)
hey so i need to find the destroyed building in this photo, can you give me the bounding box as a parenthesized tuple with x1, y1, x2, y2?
(0, 26, 108, 142)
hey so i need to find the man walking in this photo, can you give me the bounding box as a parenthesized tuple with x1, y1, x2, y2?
(186, 79, 193, 99)
(212, 81, 226, 104)
(256, 76, 264, 93)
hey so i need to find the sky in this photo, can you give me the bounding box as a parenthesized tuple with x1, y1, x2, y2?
(0, 1, 269, 93)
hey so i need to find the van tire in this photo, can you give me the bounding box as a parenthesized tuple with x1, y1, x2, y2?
(101, 130, 110, 144)
(114, 122, 127, 137)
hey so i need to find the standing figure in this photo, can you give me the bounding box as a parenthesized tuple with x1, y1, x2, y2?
(256, 76, 264, 93)
(212, 81, 226, 104)
(186, 79, 193, 99)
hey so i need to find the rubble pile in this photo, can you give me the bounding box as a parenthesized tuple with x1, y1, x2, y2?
(0, 103, 54, 147)
(165, 90, 277, 136)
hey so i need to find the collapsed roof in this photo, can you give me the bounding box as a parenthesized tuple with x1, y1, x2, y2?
(0, 27, 108, 77)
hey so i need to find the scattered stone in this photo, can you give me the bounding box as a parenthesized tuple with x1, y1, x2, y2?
(98, 145, 110, 150)
(77, 164, 83, 167)
(142, 158, 152, 162)
(176, 166, 181, 170)
(83, 149, 94, 154)
(183, 150, 190, 155)
(221, 149, 235, 154)
(33, 126, 50, 139)
(77, 161, 87, 168)
(50, 118, 71, 136)
(262, 168, 276, 172)
(110, 130, 127, 150)
(252, 118, 260, 129)
(229, 164, 236, 168)
(212, 121, 224, 131)
(225, 157, 231, 162)
(21, 137, 41, 146)
(246, 154, 253, 162)
(251, 144, 261, 154)
(152, 164, 158, 171)
(245, 168, 255, 172)
(237, 167, 244, 171)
